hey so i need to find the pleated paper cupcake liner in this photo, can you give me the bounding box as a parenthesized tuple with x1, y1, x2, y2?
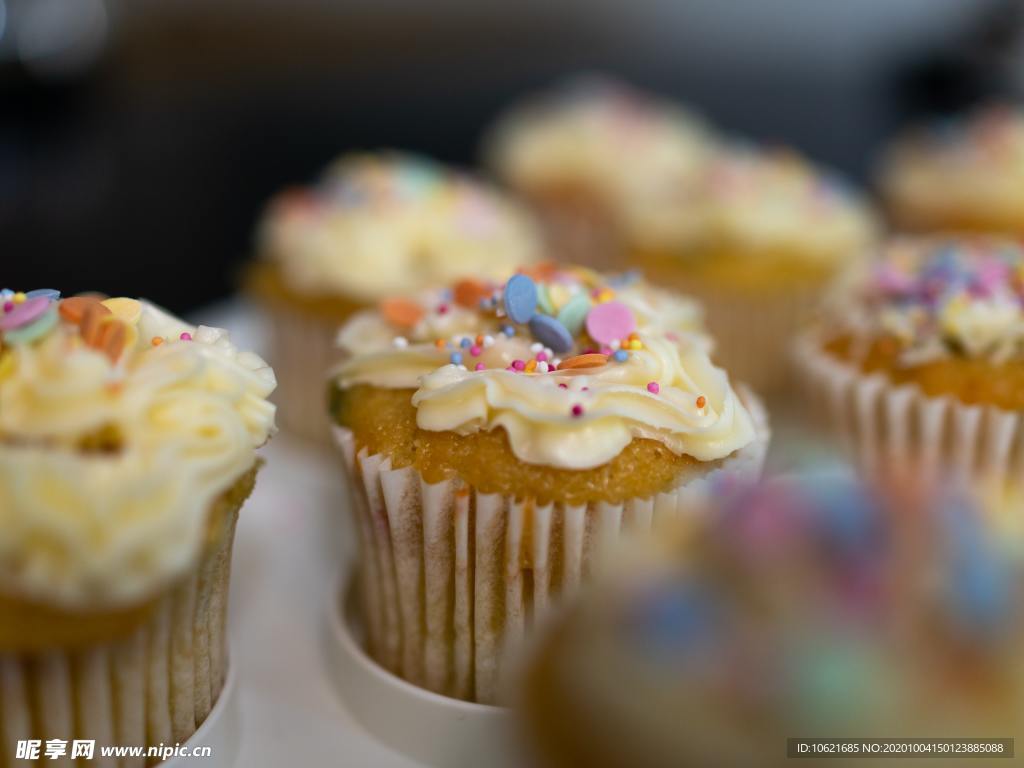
(262, 302, 350, 448)
(0, 487, 245, 768)
(526, 191, 626, 272)
(793, 333, 1024, 490)
(332, 389, 768, 704)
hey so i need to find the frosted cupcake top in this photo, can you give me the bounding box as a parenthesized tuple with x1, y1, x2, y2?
(259, 152, 543, 301)
(0, 289, 276, 609)
(487, 78, 715, 226)
(334, 266, 757, 470)
(832, 237, 1024, 364)
(639, 145, 878, 262)
(880, 105, 1024, 224)
(534, 470, 1024, 757)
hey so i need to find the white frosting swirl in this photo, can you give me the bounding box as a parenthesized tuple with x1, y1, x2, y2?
(0, 301, 276, 609)
(260, 152, 542, 300)
(334, 276, 755, 470)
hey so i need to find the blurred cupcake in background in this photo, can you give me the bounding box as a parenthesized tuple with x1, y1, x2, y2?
(519, 469, 1024, 768)
(0, 288, 275, 757)
(247, 151, 543, 444)
(878, 104, 1024, 238)
(486, 76, 716, 270)
(795, 236, 1024, 490)
(329, 266, 769, 703)
(636, 145, 878, 398)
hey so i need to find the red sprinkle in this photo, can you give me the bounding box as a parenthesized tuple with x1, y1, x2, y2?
(647, 381, 660, 394)
(437, 303, 450, 315)
(571, 404, 584, 418)
(558, 383, 568, 389)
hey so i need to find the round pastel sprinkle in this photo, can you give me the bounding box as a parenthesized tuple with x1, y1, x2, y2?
(571, 404, 584, 418)
(696, 395, 707, 409)
(556, 292, 591, 336)
(59, 296, 110, 325)
(460, 337, 472, 349)
(536, 283, 556, 315)
(450, 352, 463, 365)
(453, 278, 491, 309)
(102, 297, 142, 325)
(501, 324, 516, 337)
(512, 359, 526, 371)
(180, 332, 192, 341)
(613, 349, 629, 363)
(585, 300, 636, 345)
(0, 297, 51, 331)
(470, 344, 482, 357)
(474, 363, 485, 371)
(380, 297, 425, 329)
(503, 274, 537, 324)
(393, 336, 408, 348)
(26, 289, 61, 301)
(647, 381, 660, 394)
(3, 305, 58, 344)
(558, 353, 608, 370)
(528, 314, 573, 353)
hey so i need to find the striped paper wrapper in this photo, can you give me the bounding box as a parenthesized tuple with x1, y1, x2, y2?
(0, 478, 249, 768)
(794, 333, 1024, 491)
(332, 389, 769, 704)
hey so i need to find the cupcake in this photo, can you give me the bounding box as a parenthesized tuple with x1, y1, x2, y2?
(329, 265, 769, 703)
(519, 470, 1024, 768)
(795, 236, 1024, 489)
(879, 104, 1024, 238)
(0, 288, 275, 760)
(248, 151, 543, 444)
(635, 145, 879, 397)
(486, 77, 715, 270)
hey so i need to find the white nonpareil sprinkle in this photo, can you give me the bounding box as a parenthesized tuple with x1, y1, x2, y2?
(393, 336, 409, 348)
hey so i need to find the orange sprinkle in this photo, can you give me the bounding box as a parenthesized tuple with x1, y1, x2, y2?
(79, 304, 112, 346)
(696, 396, 707, 409)
(525, 359, 538, 373)
(151, 336, 164, 346)
(97, 320, 128, 362)
(519, 261, 559, 281)
(453, 278, 492, 309)
(59, 296, 109, 325)
(380, 297, 425, 329)
(434, 339, 446, 349)
(558, 353, 609, 370)
(475, 334, 484, 346)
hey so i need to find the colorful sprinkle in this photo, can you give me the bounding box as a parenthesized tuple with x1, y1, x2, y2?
(571, 404, 584, 418)
(474, 362, 485, 371)
(453, 278, 492, 309)
(647, 381, 660, 394)
(179, 332, 193, 341)
(529, 314, 573, 353)
(558, 353, 609, 370)
(613, 349, 629, 363)
(152, 336, 165, 346)
(556, 292, 591, 336)
(0, 297, 52, 332)
(380, 297, 425, 329)
(697, 396, 707, 409)
(503, 274, 537, 324)
(585, 300, 636, 345)
(450, 352, 463, 365)
(512, 359, 526, 371)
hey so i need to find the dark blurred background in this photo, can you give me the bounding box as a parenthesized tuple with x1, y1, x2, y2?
(2, 0, 1023, 314)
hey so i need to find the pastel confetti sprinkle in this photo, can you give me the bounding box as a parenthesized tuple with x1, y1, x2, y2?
(529, 314, 573, 353)
(503, 273, 537, 324)
(586, 300, 636, 345)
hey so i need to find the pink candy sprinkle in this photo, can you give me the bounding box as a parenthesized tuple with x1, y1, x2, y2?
(647, 381, 660, 394)
(474, 363, 485, 371)
(437, 303, 450, 315)
(3, 302, 12, 313)
(512, 359, 526, 371)
(535, 351, 548, 362)
(586, 300, 636, 345)
(470, 345, 482, 357)
(180, 332, 192, 341)
(571, 404, 584, 418)
(558, 383, 568, 389)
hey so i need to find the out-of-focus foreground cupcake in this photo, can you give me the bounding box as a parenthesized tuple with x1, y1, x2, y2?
(795, 235, 1024, 489)
(0, 289, 276, 763)
(247, 151, 543, 444)
(328, 265, 769, 703)
(519, 470, 1024, 768)
(878, 104, 1024, 238)
(485, 77, 716, 270)
(636, 145, 878, 397)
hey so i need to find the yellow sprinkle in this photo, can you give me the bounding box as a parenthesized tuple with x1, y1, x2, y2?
(12, 292, 26, 304)
(525, 359, 537, 373)
(628, 339, 643, 350)
(102, 297, 143, 325)
(596, 289, 615, 303)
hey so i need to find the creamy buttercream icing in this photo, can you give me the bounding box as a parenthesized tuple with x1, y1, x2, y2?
(487, 77, 715, 230)
(880, 104, 1024, 225)
(636, 144, 878, 261)
(333, 267, 756, 470)
(259, 152, 542, 301)
(828, 237, 1024, 365)
(0, 289, 276, 609)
